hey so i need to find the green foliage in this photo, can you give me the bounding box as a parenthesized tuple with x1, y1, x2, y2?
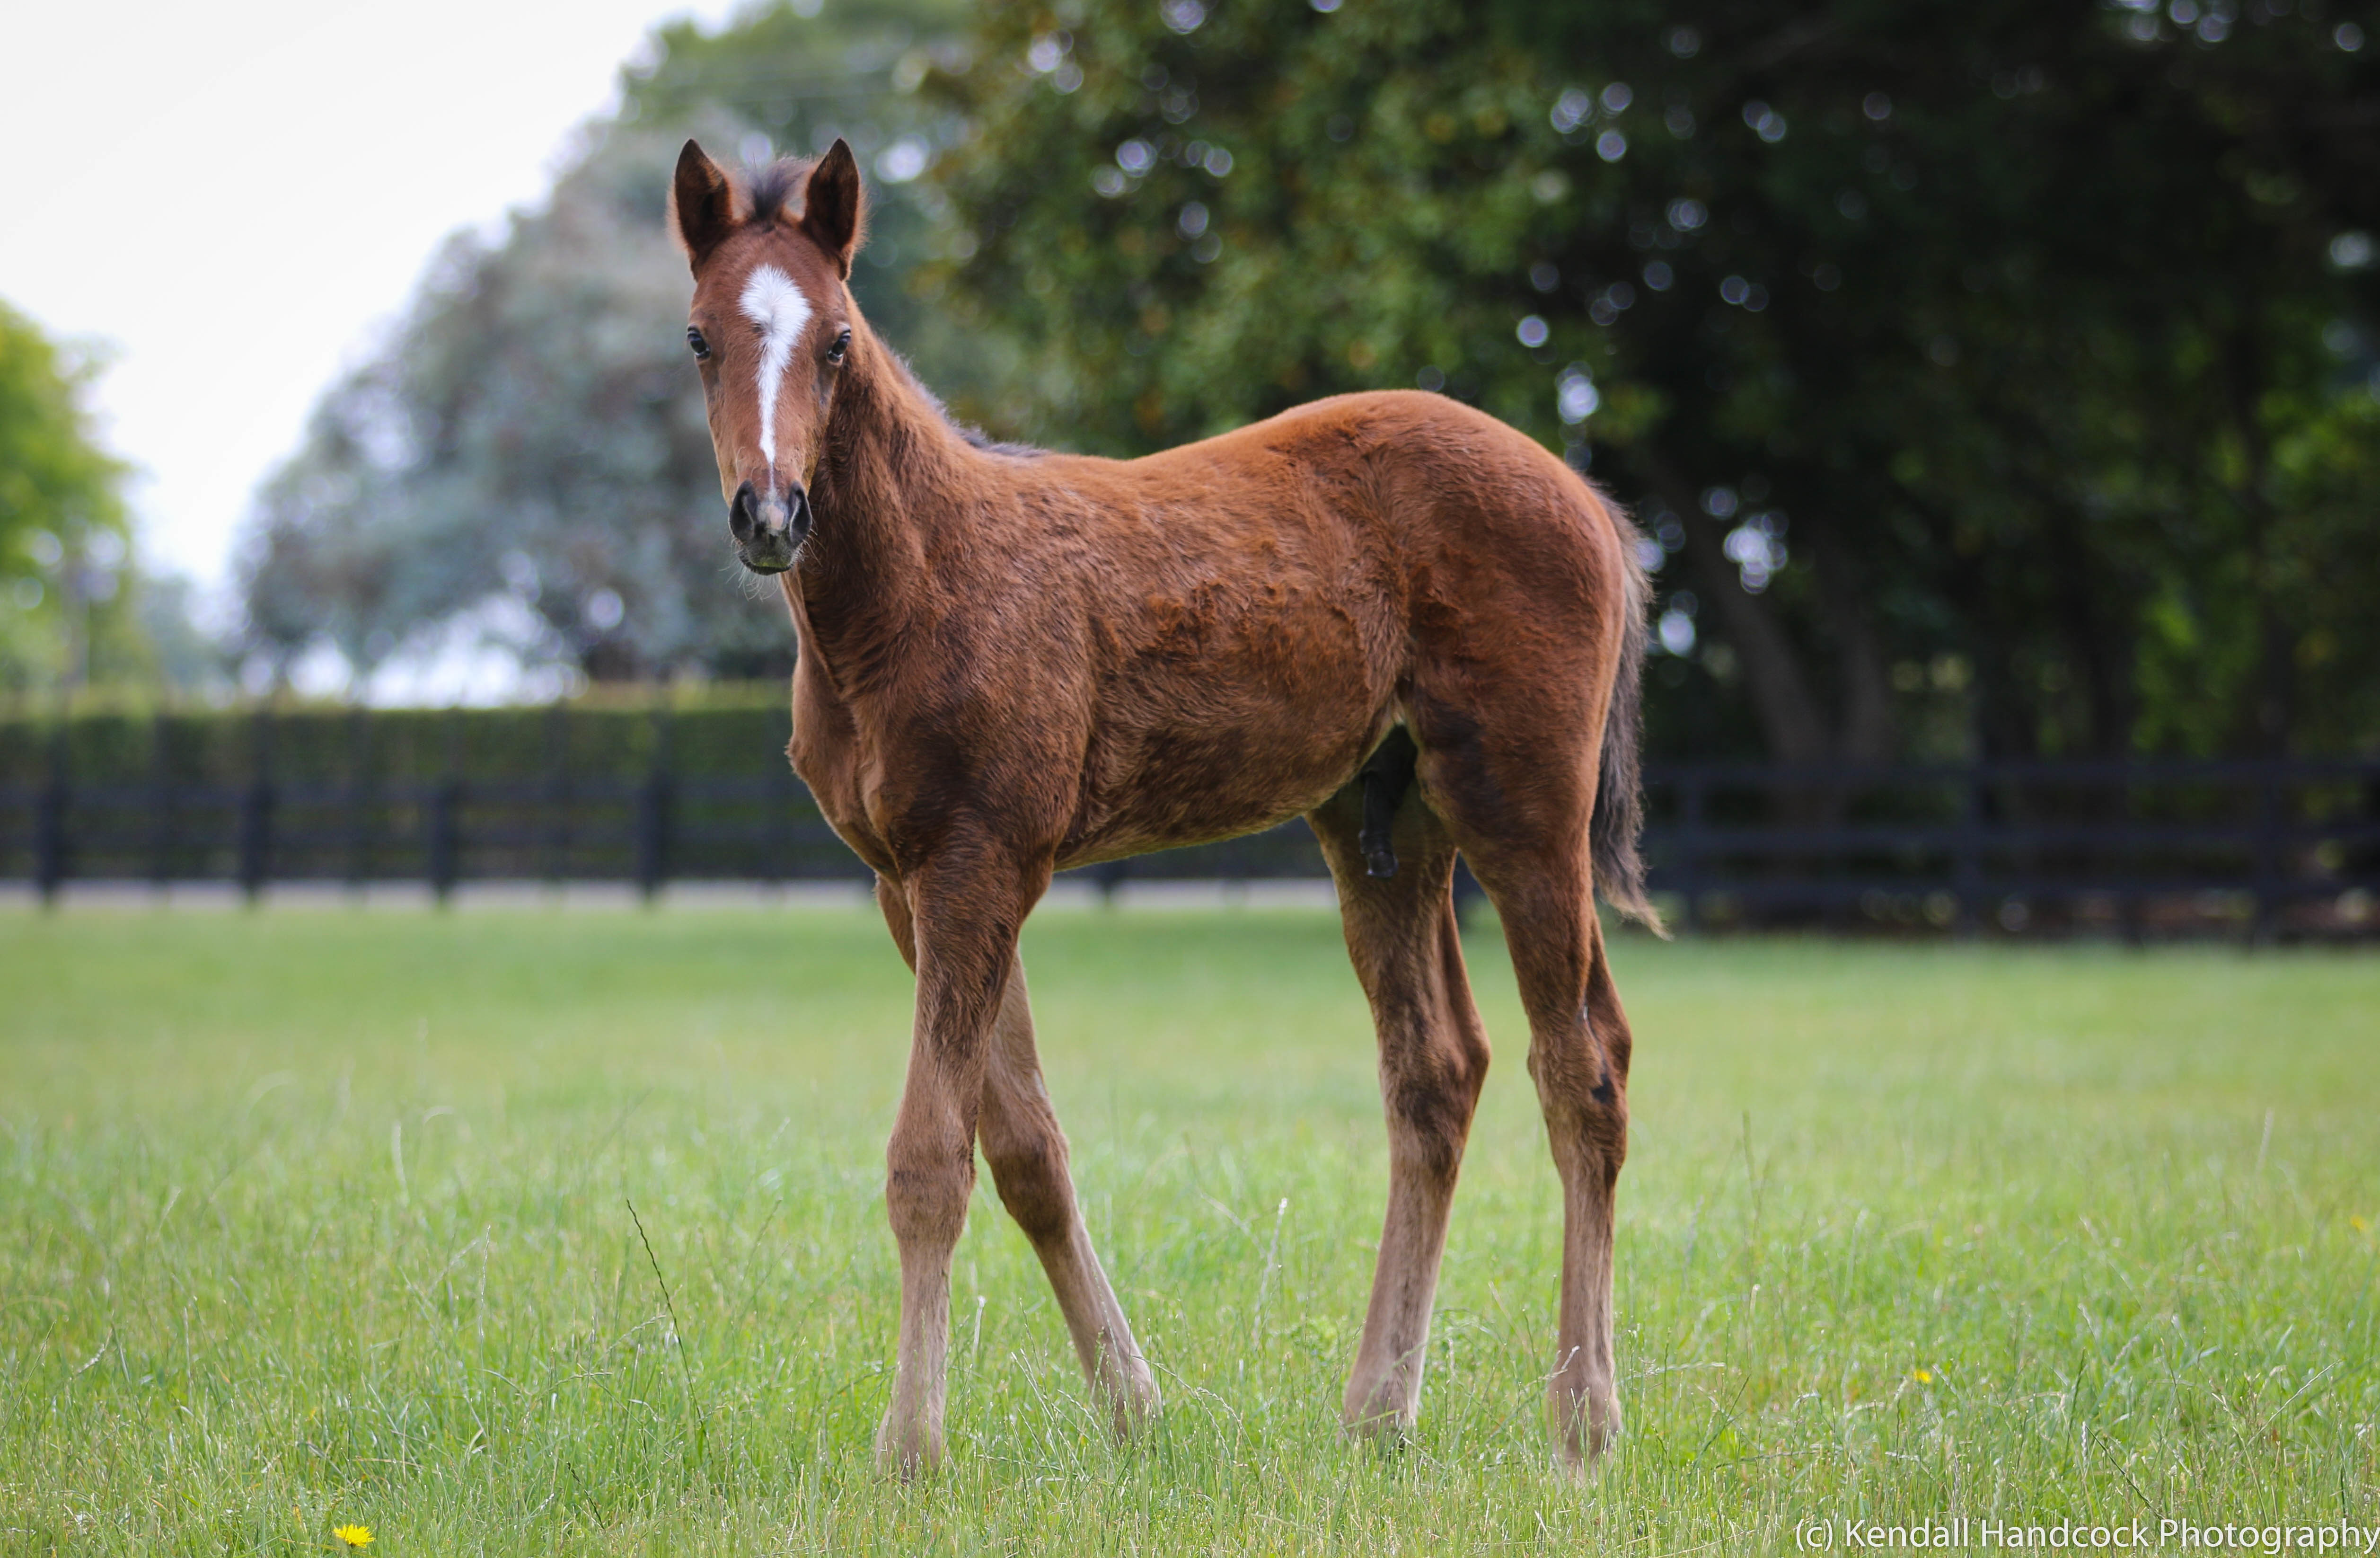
(0, 298, 141, 691)
(0, 684, 797, 793)
(234, 0, 2379, 755)
(3, 911, 2375, 1549)
(0, 300, 125, 579)
(931, 0, 2380, 760)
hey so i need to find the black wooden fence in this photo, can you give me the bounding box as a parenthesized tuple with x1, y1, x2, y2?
(1641, 758, 2380, 939)
(0, 699, 1320, 897)
(1, 702, 2374, 938)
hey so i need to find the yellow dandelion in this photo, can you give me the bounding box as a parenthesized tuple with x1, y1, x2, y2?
(333, 1525, 374, 1549)
(1910, 1368, 1934, 1384)
(2352, 1215, 2370, 1233)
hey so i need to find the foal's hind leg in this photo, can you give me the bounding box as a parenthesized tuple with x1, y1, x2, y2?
(1449, 831, 1632, 1470)
(1410, 713, 1633, 1472)
(1310, 777, 1490, 1439)
(1523, 908, 1633, 1471)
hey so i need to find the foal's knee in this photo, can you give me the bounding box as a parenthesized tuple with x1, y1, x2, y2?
(886, 1141, 975, 1248)
(1384, 1036, 1490, 1180)
(983, 1129, 1074, 1245)
(1529, 1035, 1629, 1174)
(1575, 1085, 1628, 1172)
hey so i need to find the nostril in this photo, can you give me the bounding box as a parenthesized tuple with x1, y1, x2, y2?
(787, 486, 812, 540)
(728, 482, 757, 543)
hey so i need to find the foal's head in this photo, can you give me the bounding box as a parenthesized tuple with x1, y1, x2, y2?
(670, 138, 865, 574)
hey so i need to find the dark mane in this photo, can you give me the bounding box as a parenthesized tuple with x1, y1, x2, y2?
(746, 157, 811, 225)
(955, 422, 1046, 459)
(883, 346, 1046, 460)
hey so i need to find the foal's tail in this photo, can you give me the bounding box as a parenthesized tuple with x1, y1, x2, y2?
(1590, 496, 1669, 937)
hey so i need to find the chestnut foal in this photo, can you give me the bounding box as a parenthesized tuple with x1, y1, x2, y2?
(669, 139, 1661, 1476)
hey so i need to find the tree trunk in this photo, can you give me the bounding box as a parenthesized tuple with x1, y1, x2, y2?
(2223, 318, 2292, 757)
(1638, 450, 1834, 766)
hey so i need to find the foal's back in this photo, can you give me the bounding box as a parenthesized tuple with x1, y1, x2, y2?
(989, 390, 1634, 866)
(1044, 389, 1616, 586)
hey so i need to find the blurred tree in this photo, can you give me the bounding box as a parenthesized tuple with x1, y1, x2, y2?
(238, 0, 981, 685)
(0, 297, 150, 694)
(930, 0, 2380, 759)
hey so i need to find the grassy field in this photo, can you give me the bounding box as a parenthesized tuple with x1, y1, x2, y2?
(0, 904, 2374, 1555)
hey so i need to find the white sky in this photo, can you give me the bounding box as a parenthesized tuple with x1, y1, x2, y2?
(0, 0, 741, 603)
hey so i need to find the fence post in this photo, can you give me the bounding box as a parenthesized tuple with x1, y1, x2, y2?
(1678, 770, 1707, 933)
(2132, 767, 2151, 953)
(2251, 764, 2284, 946)
(427, 779, 460, 904)
(770, 758, 795, 886)
(1955, 767, 1986, 936)
(542, 699, 570, 887)
(150, 709, 177, 891)
(345, 705, 374, 893)
(635, 698, 672, 903)
(427, 708, 462, 905)
(34, 717, 68, 907)
(237, 704, 275, 905)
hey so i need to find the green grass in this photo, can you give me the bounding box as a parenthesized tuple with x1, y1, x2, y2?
(1, 905, 2374, 1555)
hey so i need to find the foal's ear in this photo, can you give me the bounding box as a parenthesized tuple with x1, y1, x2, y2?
(802, 138, 866, 277)
(669, 140, 739, 269)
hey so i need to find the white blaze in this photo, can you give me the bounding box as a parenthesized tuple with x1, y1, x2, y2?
(738, 263, 814, 470)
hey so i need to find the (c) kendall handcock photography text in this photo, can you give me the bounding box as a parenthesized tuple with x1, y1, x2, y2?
(1795, 1517, 2380, 1552)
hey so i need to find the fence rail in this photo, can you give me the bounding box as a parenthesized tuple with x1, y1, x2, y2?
(1638, 758, 2380, 938)
(2, 706, 2374, 938)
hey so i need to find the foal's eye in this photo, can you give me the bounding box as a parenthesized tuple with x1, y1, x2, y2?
(686, 327, 710, 361)
(827, 328, 851, 365)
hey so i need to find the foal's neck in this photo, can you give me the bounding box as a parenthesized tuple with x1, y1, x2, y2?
(795, 319, 987, 679)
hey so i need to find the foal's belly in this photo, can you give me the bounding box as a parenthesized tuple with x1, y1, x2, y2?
(1054, 520, 1409, 865)
(1056, 637, 1392, 869)
(1057, 732, 1367, 868)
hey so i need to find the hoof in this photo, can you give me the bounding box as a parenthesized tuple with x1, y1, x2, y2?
(1551, 1391, 1621, 1478)
(1102, 1370, 1163, 1442)
(873, 1413, 944, 1479)
(1339, 1385, 1417, 1445)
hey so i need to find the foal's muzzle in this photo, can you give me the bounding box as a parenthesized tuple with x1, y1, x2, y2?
(729, 480, 810, 574)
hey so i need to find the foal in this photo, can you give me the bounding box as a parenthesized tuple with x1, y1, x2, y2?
(669, 138, 1660, 1476)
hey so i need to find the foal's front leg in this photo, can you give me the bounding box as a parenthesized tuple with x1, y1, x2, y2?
(874, 861, 1037, 1476)
(873, 877, 1159, 1449)
(978, 960, 1160, 1435)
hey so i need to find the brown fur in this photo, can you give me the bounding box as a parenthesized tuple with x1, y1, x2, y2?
(672, 139, 1655, 1476)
